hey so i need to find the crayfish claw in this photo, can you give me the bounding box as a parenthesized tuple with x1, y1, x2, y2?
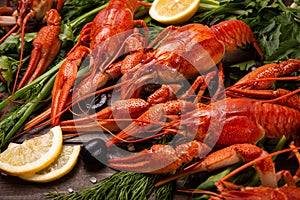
(108, 144, 182, 174)
(108, 141, 211, 174)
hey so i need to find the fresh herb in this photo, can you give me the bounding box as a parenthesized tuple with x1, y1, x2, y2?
(60, 0, 108, 22)
(0, 0, 299, 199)
(47, 172, 173, 200)
(190, 0, 300, 62)
(0, 74, 55, 149)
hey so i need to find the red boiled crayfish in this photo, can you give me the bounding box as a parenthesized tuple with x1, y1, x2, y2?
(25, 19, 263, 128)
(105, 58, 300, 147)
(17, 8, 62, 89)
(0, 0, 64, 94)
(104, 58, 299, 174)
(120, 20, 264, 100)
(107, 98, 300, 174)
(50, 0, 148, 126)
(177, 144, 300, 199)
(0, 0, 63, 42)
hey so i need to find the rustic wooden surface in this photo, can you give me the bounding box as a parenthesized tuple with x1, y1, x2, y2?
(1, 159, 113, 200)
(0, 131, 194, 200)
(0, 2, 297, 199)
(1, 137, 298, 200)
(0, 158, 193, 200)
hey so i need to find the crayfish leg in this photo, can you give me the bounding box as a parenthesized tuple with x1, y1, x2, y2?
(155, 144, 277, 188)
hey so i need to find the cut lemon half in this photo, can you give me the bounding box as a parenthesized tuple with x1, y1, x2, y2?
(0, 126, 63, 176)
(149, 0, 200, 24)
(20, 145, 81, 182)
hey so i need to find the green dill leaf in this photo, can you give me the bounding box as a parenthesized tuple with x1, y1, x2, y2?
(47, 172, 173, 200)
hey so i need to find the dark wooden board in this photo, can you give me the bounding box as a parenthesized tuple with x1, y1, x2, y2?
(0, 132, 193, 200)
(1, 137, 298, 200)
(0, 159, 193, 200)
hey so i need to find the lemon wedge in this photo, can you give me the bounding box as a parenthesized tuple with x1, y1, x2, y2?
(0, 126, 63, 176)
(20, 145, 81, 182)
(149, 0, 200, 24)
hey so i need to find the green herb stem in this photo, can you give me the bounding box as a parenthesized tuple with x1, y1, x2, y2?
(271, 136, 287, 160)
(0, 74, 56, 148)
(199, 3, 220, 10)
(0, 60, 63, 111)
(199, 0, 220, 10)
(70, 3, 108, 28)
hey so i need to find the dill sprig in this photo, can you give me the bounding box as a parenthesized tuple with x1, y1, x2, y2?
(47, 172, 173, 200)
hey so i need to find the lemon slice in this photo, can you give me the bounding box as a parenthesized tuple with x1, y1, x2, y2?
(0, 126, 63, 176)
(20, 145, 81, 182)
(149, 0, 200, 24)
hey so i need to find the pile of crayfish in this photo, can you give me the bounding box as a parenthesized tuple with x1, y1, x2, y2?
(1, 0, 300, 198)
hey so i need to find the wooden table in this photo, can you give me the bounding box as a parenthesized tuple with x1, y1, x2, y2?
(1, 159, 112, 200)
(1, 159, 193, 200)
(1, 139, 298, 200)
(0, 131, 193, 200)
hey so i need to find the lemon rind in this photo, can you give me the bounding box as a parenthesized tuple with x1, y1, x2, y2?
(19, 145, 81, 183)
(0, 126, 63, 176)
(149, 0, 200, 24)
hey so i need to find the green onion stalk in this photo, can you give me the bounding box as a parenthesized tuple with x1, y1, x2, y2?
(0, 72, 56, 149)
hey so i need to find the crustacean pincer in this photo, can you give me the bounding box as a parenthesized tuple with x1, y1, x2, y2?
(0, 0, 64, 94)
(226, 59, 300, 110)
